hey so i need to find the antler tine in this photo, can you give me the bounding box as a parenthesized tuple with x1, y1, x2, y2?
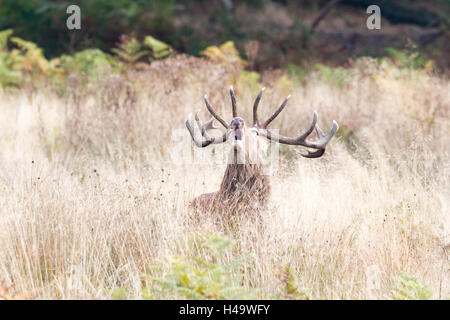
(261, 94, 291, 129)
(203, 117, 218, 131)
(299, 119, 339, 158)
(230, 86, 237, 118)
(195, 110, 219, 136)
(253, 87, 265, 126)
(186, 114, 211, 147)
(316, 120, 339, 146)
(186, 112, 227, 148)
(298, 111, 318, 141)
(195, 110, 211, 139)
(204, 95, 229, 129)
(258, 112, 339, 158)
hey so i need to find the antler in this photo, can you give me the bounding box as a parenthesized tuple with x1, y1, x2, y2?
(260, 95, 291, 129)
(252, 87, 265, 126)
(252, 88, 290, 128)
(258, 113, 339, 158)
(187, 89, 238, 148)
(203, 86, 237, 128)
(185, 111, 227, 148)
(187, 87, 339, 156)
(252, 89, 339, 158)
(204, 95, 229, 129)
(230, 86, 237, 118)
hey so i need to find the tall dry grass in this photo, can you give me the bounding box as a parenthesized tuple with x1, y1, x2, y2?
(0, 55, 448, 299)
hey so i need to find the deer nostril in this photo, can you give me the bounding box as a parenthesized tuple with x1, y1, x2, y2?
(231, 118, 243, 129)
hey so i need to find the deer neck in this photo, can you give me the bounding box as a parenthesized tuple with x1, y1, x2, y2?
(218, 161, 270, 207)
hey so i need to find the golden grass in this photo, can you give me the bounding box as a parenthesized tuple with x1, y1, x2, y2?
(0, 55, 448, 299)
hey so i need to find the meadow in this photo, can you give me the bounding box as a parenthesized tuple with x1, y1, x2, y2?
(0, 48, 449, 299)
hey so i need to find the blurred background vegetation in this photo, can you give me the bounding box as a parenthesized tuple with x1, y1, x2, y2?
(0, 0, 448, 73)
(0, 0, 448, 91)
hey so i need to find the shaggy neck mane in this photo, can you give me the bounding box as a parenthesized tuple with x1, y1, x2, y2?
(217, 162, 270, 209)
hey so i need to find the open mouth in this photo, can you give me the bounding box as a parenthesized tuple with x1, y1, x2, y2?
(230, 128, 244, 148)
(234, 129, 242, 141)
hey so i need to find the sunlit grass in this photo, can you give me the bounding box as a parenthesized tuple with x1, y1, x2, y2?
(0, 55, 448, 299)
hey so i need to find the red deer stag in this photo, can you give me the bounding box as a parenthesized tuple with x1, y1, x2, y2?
(186, 87, 338, 213)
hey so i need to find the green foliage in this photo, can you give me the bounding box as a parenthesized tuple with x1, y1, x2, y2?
(110, 287, 128, 300)
(0, 29, 62, 87)
(111, 233, 316, 300)
(112, 36, 149, 65)
(384, 47, 428, 70)
(111, 35, 173, 65)
(274, 75, 294, 96)
(0, 29, 13, 50)
(0, 0, 447, 70)
(236, 70, 261, 92)
(148, 232, 255, 299)
(277, 265, 311, 300)
(59, 49, 122, 79)
(10, 37, 54, 74)
(0, 28, 175, 88)
(314, 64, 353, 89)
(0, 0, 168, 58)
(146, 0, 179, 42)
(143, 36, 173, 61)
(0, 58, 21, 87)
(286, 64, 308, 86)
(391, 272, 433, 300)
(0, 0, 67, 57)
(0, 30, 22, 86)
(113, 232, 256, 300)
(201, 41, 246, 68)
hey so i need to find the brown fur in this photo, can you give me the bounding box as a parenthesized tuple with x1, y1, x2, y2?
(191, 162, 270, 214)
(218, 163, 270, 210)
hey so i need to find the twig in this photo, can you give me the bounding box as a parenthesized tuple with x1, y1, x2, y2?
(311, 0, 343, 31)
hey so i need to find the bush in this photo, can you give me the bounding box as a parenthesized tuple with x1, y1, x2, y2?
(0, 29, 22, 86)
(0, 0, 175, 58)
(0, 29, 61, 88)
(59, 49, 122, 79)
(112, 35, 173, 66)
(113, 232, 256, 300)
(237, 70, 261, 92)
(277, 265, 311, 300)
(0, 28, 177, 89)
(201, 41, 246, 69)
(391, 272, 433, 300)
(314, 64, 353, 89)
(286, 64, 308, 86)
(384, 47, 428, 70)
